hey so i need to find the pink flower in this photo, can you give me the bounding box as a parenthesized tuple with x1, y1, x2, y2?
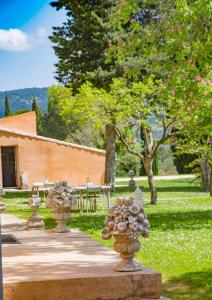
(195, 75, 201, 81)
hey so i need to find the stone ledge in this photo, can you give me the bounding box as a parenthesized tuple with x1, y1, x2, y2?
(3, 229, 162, 300)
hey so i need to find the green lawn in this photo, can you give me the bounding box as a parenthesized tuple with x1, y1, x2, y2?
(2, 179, 212, 300)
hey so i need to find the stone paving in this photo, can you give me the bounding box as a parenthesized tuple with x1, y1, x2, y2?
(1, 213, 27, 232)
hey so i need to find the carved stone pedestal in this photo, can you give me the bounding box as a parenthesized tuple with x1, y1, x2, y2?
(52, 209, 71, 233)
(28, 215, 44, 230)
(114, 234, 142, 272)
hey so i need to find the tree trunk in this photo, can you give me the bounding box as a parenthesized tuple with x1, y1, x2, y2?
(199, 159, 210, 192)
(143, 128, 157, 204)
(144, 159, 157, 205)
(209, 163, 212, 197)
(104, 124, 116, 189)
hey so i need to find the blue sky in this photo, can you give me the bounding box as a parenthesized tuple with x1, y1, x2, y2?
(0, 0, 66, 91)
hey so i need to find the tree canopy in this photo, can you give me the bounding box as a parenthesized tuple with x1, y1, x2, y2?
(50, 0, 123, 91)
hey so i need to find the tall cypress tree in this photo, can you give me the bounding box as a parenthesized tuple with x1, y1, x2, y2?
(4, 92, 10, 117)
(32, 96, 39, 113)
(31, 96, 44, 135)
(41, 88, 71, 141)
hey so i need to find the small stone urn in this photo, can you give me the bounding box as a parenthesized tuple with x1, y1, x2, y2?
(46, 181, 76, 233)
(128, 170, 136, 189)
(28, 195, 44, 229)
(102, 197, 150, 272)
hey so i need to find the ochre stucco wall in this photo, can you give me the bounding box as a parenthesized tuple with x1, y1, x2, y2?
(0, 112, 37, 135)
(0, 130, 105, 188)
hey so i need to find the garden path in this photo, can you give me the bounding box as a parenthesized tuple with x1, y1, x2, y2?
(1, 213, 27, 232)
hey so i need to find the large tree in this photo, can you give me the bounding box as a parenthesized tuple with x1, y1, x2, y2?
(59, 77, 179, 204)
(50, 0, 128, 187)
(107, 0, 211, 196)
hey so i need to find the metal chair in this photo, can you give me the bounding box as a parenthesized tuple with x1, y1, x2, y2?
(83, 186, 101, 212)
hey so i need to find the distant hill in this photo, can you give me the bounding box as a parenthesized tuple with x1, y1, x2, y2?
(0, 87, 48, 118)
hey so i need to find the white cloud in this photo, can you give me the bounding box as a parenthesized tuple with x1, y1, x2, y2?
(0, 27, 49, 52)
(0, 29, 31, 52)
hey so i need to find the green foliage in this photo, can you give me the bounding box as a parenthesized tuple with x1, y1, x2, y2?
(158, 145, 177, 175)
(108, 0, 212, 191)
(41, 86, 72, 140)
(4, 92, 10, 116)
(40, 86, 105, 148)
(61, 76, 158, 129)
(66, 126, 105, 149)
(50, 0, 121, 91)
(110, 0, 212, 158)
(116, 147, 140, 176)
(172, 149, 197, 174)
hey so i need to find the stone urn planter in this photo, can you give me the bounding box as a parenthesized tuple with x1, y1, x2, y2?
(46, 181, 76, 233)
(102, 197, 150, 272)
(128, 170, 136, 189)
(28, 196, 44, 229)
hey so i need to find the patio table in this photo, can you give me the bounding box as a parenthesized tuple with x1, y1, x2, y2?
(73, 185, 111, 212)
(32, 181, 55, 200)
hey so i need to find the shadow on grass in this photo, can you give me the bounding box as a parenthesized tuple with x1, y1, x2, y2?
(3, 191, 46, 199)
(44, 217, 57, 229)
(148, 210, 212, 231)
(163, 270, 212, 300)
(3, 191, 31, 199)
(115, 185, 202, 194)
(44, 213, 105, 232)
(42, 207, 212, 233)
